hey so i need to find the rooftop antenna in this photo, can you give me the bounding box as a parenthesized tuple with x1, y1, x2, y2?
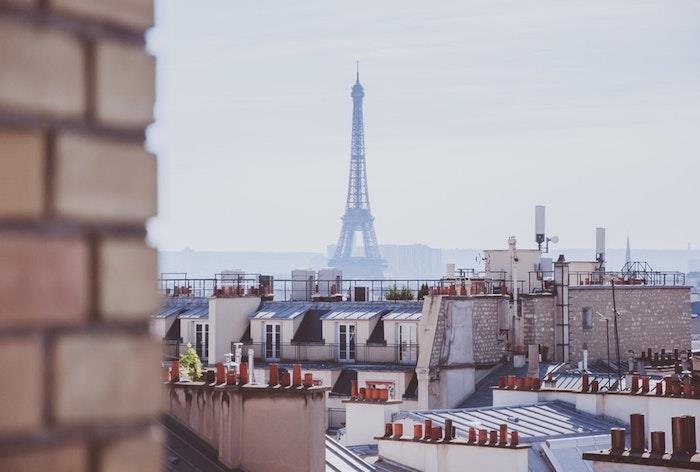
(356, 60, 360, 83)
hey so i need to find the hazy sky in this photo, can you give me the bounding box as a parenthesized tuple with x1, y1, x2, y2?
(147, 1, 699, 253)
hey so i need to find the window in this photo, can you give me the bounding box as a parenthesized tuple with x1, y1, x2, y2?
(338, 324, 356, 361)
(265, 323, 281, 359)
(582, 307, 593, 329)
(195, 323, 209, 360)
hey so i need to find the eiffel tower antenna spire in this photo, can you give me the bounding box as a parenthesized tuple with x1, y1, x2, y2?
(328, 67, 385, 279)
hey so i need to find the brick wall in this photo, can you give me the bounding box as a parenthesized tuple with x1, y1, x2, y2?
(568, 286, 691, 363)
(0, 1, 160, 470)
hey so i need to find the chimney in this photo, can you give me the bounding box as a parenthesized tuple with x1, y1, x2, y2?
(610, 428, 626, 452)
(630, 414, 645, 453)
(683, 416, 697, 455)
(423, 420, 432, 440)
(269, 363, 279, 386)
(292, 364, 302, 387)
(170, 360, 180, 382)
(444, 419, 453, 441)
(413, 424, 423, 441)
(511, 431, 519, 446)
(651, 431, 666, 454)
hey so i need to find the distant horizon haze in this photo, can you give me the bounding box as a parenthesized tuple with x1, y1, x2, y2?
(147, 1, 700, 254)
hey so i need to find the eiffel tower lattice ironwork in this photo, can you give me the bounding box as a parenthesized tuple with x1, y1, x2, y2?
(328, 66, 386, 279)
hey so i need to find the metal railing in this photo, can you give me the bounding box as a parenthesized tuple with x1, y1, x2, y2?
(233, 342, 419, 365)
(528, 270, 686, 293)
(163, 339, 187, 360)
(159, 269, 686, 301)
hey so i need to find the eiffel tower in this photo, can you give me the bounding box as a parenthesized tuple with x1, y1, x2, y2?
(328, 66, 386, 279)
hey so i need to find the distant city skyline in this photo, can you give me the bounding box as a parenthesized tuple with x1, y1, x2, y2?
(147, 1, 700, 253)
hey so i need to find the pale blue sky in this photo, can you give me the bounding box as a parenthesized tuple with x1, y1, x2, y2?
(147, 1, 700, 252)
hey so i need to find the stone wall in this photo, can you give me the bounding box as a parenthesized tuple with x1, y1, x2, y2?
(472, 297, 507, 364)
(522, 294, 556, 360)
(0, 1, 160, 470)
(568, 286, 691, 363)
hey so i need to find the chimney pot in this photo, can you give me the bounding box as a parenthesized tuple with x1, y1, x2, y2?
(292, 364, 302, 387)
(582, 373, 590, 392)
(611, 428, 626, 452)
(499, 424, 508, 445)
(423, 419, 432, 440)
(682, 415, 697, 455)
(499, 376, 507, 389)
(280, 371, 291, 387)
(226, 371, 236, 385)
(431, 427, 443, 442)
(359, 387, 366, 399)
(215, 362, 226, 384)
(655, 382, 663, 395)
(510, 430, 519, 446)
(269, 363, 279, 386)
(170, 360, 180, 382)
(631, 374, 639, 393)
(651, 431, 666, 454)
(468, 427, 476, 443)
(489, 430, 498, 445)
(672, 416, 686, 454)
(630, 413, 645, 453)
(641, 376, 650, 393)
(384, 423, 393, 438)
(590, 379, 599, 393)
(444, 419, 453, 441)
(239, 361, 249, 385)
(413, 424, 423, 440)
(350, 379, 358, 399)
(393, 423, 404, 439)
(478, 429, 488, 445)
(303, 372, 313, 388)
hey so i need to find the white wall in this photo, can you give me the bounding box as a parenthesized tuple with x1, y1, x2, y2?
(209, 297, 261, 364)
(344, 400, 401, 446)
(378, 437, 529, 472)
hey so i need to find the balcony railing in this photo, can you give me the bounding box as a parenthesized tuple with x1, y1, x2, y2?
(233, 342, 419, 365)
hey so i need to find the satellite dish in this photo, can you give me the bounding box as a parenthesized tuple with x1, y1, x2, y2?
(551, 236, 559, 244)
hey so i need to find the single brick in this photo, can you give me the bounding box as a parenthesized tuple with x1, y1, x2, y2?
(50, 0, 153, 30)
(0, 18, 84, 118)
(0, 337, 42, 434)
(98, 238, 159, 320)
(54, 133, 157, 222)
(0, 129, 45, 218)
(100, 428, 162, 472)
(95, 41, 155, 128)
(53, 333, 161, 424)
(0, 442, 87, 472)
(0, 233, 90, 328)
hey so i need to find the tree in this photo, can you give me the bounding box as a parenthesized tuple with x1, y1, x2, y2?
(180, 343, 203, 381)
(385, 284, 415, 301)
(417, 283, 430, 300)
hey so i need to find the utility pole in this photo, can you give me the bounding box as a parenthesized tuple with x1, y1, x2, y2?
(611, 279, 622, 388)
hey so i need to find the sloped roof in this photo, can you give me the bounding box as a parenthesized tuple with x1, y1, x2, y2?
(251, 302, 313, 320)
(381, 305, 423, 321)
(326, 435, 375, 472)
(155, 297, 208, 319)
(395, 401, 624, 443)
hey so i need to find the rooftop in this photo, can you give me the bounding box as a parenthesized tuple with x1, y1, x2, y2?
(395, 401, 625, 444)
